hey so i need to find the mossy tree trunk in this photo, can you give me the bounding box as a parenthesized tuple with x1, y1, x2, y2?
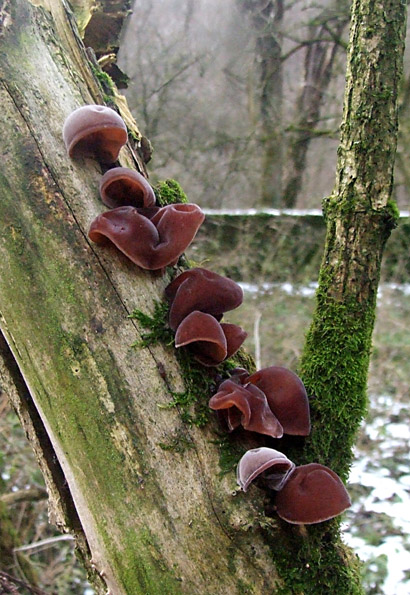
(0, 0, 406, 594)
(285, 0, 406, 591)
(0, 1, 279, 593)
(300, 0, 406, 478)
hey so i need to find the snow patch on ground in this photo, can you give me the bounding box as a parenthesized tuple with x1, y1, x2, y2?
(202, 208, 410, 218)
(343, 393, 410, 594)
(239, 281, 410, 299)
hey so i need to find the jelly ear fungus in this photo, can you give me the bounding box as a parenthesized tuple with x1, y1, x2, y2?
(247, 366, 311, 436)
(88, 203, 205, 270)
(236, 452, 351, 524)
(99, 167, 156, 208)
(165, 268, 244, 331)
(209, 379, 283, 437)
(165, 268, 247, 365)
(274, 463, 351, 524)
(63, 104, 128, 163)
(236, 447, 295, 492)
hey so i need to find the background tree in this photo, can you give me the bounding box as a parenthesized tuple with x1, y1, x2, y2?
(119, 0, 362, 209)
(237, 0, 285, 206)
(282, 0, 350, 206)
(0, 0, 407, 593)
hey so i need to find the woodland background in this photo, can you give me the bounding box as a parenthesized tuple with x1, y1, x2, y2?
(0, 0, 409, 593)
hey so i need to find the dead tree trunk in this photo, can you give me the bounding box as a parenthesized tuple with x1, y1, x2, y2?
(0, 1, 279, 592)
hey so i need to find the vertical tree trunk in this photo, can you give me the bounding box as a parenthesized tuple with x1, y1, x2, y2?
(283, 6, 349, 207)
(0, 1, 279, 593)
(239, 0, 284, 207)
(300, 0, 406, 477)
(263, 1, 406, 592)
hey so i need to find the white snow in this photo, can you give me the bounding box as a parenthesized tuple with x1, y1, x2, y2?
(344, 392, 410, 594)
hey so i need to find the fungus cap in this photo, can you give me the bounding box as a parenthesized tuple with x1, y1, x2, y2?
(175, 311, 227, 366)
(220, 323, 248, 360)
(88, 203, 204, 270)
(99, 167, 156, 208)
(165, 268, 243, 331)
(63, 104, 128, 163)
(274, 463, 351, 524)
(247, 366, 310, 436)
(209, 379, 283, 438)
(237, 447, 295, 492)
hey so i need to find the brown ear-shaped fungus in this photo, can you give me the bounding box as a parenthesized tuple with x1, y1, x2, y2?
(228, 368, 250, 383)
(209, 379, 283, 438)
(175, 313, 247, 366)
(165, 268, 244, 331)
(63, 105, 128, 163)
(274, 463, 351, 524)
(220, 324, 248, 360)
(88, 203, 204, 270)
(247, 366, 310, 436)
(175, 311, 227, 365)
(99, 167, 156, 208)
(237, 447, 295, 492)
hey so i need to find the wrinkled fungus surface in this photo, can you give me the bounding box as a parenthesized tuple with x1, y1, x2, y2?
(175, 313, 247, 366)
(274, 463, 351, 524)
(88, 203, 204, 269)
(165, 268, 244, 331)
(247, 366, 310, 436)
(175, 311, 228, 365)
(209, 379, 284, 437)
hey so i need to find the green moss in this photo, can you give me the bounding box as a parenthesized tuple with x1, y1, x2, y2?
(129, 300, 174, 348)
(385, 198, 400, 223)
(109, 527, 184, 594)
(157, 349, 212, 428)
(129, 130, 140, 143)
(90, 64, 116, 100)
(211, 435, 247, 476)
(129, 300, 212, 427)
(158, 429, 194, 453)
(129, 300, 255, 431)
(266, 522, 363, 595)
(236, 578, 256, 594)
(155, 180, 189, 206)
(295, 285, 374, 480)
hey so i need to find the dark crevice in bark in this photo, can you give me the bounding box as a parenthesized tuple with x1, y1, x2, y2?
(0, 329, 83, 535)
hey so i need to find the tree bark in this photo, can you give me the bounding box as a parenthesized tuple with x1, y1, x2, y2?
(0, 1, 278, 593)
(300, 0, 406, 476)
(283, 4, 349, 207)
(238, 0, 285, 207)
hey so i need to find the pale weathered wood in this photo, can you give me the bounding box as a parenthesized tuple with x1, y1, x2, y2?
(0, 1, 279, 593)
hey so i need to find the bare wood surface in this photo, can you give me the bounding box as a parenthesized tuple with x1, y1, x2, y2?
(0, 1, 279, 592)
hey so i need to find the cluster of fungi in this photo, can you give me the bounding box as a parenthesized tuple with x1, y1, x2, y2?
(63, 104, 351, 526)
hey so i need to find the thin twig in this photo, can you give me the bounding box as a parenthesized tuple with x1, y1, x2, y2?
(0, 487, 48, 506)
(0, 571, 48, 595)
(13, 534, 75, 553)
